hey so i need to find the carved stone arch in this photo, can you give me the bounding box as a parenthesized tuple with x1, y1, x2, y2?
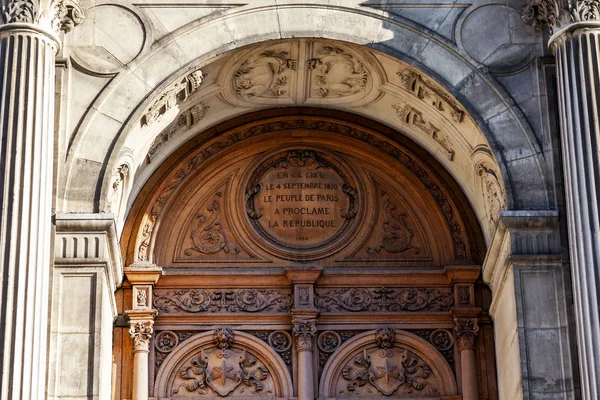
(319, 329, 457, 398)
(154, 329, 293, 398)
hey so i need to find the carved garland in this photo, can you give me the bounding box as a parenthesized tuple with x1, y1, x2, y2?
(136, 119, 469, 261)
(315, 287, 454, 313)
(154, 288, 293, 313)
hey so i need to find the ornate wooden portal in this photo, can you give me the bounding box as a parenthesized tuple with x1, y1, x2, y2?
(115, 109, 496, 400)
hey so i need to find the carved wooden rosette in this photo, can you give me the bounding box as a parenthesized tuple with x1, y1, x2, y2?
(293, 319, 317, 352)
(454, 318, 479, 350)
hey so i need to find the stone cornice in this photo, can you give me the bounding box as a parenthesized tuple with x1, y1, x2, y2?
(522, 0, 600, 35)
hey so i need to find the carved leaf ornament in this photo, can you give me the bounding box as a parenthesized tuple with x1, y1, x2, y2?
(368, 192, 420, 254)
(522, 0, 600, 35)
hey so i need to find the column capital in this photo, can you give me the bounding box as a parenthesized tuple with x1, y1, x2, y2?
(127, 311, 157, 353)
(454, 318, 479, 350)
(0, 0, 84, 43)
(292, 318, 317, 352)
(522, 0, 600, 36)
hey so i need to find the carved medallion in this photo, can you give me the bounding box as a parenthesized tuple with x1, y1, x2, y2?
(244, 149, 361, 259)
(233, 49, 296, 100)
(318, 331, 342, 353)
(155, 331, 179, 353)
(307, 45, 368, 98)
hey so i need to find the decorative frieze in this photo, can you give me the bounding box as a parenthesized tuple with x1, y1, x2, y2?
(153, 288, 293, 313)
(315, 287, 454, 313)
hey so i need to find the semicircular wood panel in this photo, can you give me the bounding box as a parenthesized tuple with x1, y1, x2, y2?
(124, 109, 485, 268)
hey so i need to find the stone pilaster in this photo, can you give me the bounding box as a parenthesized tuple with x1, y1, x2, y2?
(125, 263, 161, 400)
(49, 214, 123, 400)
(0, 2, 82, 397)
(483, 211, 575, 399)
(522, 2, 600, 398)
(454, 317, 480, 400)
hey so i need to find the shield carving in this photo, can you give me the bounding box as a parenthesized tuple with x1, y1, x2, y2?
(368, 350, 406, 396)
(205, 349, 242, 396)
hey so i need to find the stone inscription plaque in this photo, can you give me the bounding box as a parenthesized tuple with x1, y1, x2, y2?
(246, 150, 358, 253)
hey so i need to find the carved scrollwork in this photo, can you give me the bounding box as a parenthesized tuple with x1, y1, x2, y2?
(307, 46, 368, 97)
(315, 287, 454, 313)
(184, 192, 239, 256)
(367, 192, 420, 254)
(234, 50, 296, 99)
(154, 289, 293, 314)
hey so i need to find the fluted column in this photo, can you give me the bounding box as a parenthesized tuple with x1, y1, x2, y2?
(0, 1, 81, 398)
(522, 2, 600, 398)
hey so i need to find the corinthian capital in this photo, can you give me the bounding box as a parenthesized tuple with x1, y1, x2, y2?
(522, 0, 600, 35)
(129, 319, 154, 352)
(1, 0, 84, 35)
(454, 318, 479, 350)
(293, 318, 317, 351)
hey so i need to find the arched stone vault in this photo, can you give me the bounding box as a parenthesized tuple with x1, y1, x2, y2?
(59, 3, 551, 244)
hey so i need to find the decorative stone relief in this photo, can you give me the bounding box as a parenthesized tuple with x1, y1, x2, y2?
(172, 329, 275, 397)
(141, 69, 204, 127)
(147, 103, 209, 162)
(233, 50, 296, 99)
(184, 191, 240, 256)
(393, 103, 455, 161)
(339, 328, 437, 396)
(429, 329, 454, 352)
(133, 286, 150, 309)
(268, 331, 292, 365)
(155, 331, 179, 353)
(153, 289, 293, 313)
(130, 320, 154, 352)
(522, 0, 600, 34)
(107, 164, 129, 214)
(454, 318, 479, 350)
(307, 45, 368, 98)
(476, 162, 506, 227)
(458, 286, 471, 305)
(318, 331, 342, 353)
(367, 191, 420, 254)
(293, 319, 317, 351)
(315, 287, 454, 313)
(397, 69, 465, 124)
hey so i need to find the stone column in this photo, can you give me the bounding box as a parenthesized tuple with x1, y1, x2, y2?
(0, 3, 82, 398)
(522, 3, 600, 398)
(454, 317, 480, 400)
(125, 264, 162, 400)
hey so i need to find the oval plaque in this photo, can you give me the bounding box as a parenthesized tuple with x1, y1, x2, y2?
(245, 149, 359, 258)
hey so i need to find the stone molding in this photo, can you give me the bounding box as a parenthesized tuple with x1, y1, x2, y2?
(55, 213, 123, 288)
(482, 210, 560, 314)
(522, 0, 600, 35)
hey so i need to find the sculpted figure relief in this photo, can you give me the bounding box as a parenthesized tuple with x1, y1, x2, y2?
(234, 50, 296, 99)
(307, 45, 368, 97)
(367, 192, 420, 254)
